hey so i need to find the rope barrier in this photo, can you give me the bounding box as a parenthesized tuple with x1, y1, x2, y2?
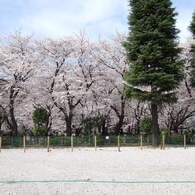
(0, 179, 195, 184)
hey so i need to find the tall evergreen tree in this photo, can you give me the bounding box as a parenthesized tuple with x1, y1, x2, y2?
(124, 0, 184, 146)
(189, 12, 195, 87)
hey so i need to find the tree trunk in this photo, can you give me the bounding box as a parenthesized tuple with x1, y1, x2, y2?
(9, 86, 19, 136)
(114, 117, 124, 135)
(0, 114, 3, 135)
(65, 116, 72, 136)
(9, 104, 18, 136)
(9, 100, 18, 136)
(101, 118, 108, 136)
(151, 103, 160, 146)
(112, 96, 125, 135)
(136, 121, 140, 135)
(0, 123, 2, 136)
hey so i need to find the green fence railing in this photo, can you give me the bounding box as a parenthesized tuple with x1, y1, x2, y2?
(1, 134, 195, 149)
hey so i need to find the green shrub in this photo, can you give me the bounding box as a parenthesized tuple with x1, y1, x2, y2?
(81, 116, 105, 134)
(32, 107, 49, 136)
(33, 126, 48, 136)
(160, 128, 170, 136)
(33, 107, 49, 125)
(139, 117, 152, 134)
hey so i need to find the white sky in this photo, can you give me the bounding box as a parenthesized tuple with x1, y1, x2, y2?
(0, 0, 194, 42)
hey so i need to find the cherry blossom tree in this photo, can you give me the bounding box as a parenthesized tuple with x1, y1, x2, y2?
(51, 34, 98, 136)
(93, 34, 129, 135)
(159, 42, 195, 133)
(0, 32, 40, 135)
(1, 31, 193, 137)
(30, 37, 76, 134)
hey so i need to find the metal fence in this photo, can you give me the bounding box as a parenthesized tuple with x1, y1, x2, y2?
(1, 134, 195, 150)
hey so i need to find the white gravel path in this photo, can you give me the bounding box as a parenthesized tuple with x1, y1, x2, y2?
(0, 147, 195, 195)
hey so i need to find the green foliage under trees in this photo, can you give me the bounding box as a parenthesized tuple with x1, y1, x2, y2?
(81, 116, 105, 135)
(160, 128, 170, 136)
(32, 107, 49, 136)
(139, 117, 152, 134)
(33, 126, 48, 136)
(124, 0, 184, 146)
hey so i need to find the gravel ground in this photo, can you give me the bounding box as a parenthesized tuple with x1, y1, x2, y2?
(0, 147, 195, 195)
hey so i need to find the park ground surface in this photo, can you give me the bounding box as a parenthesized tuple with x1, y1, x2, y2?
(0, 147, 195, 195)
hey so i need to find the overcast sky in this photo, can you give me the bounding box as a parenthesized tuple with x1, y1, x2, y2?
(0, 0, 194, 42)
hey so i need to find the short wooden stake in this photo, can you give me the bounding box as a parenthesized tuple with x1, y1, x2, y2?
(117, 136, 120, 152)
(140, 134, 143, 150)
(0, 136, 2, 152)
(162, 134, 165, 150)
(23, 136, 26, 153)
(184, 134, 186, 149)
(47, 136, 50, 152)
(94, 136, 97, 151)
(71, 136, 73, 152)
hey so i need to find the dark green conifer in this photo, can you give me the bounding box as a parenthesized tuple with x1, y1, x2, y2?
(124, 0, 184, 145)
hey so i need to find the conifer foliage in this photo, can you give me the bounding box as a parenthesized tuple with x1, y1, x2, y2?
(124, 0, 184, 145)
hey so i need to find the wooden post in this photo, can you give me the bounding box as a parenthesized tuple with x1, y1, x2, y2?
(94, 136, 97, 151)
(71, 136, 73, 152)
(0, 136, 2, 152)
(184, 134, 186, 149)
(140, 134, 143, 150)
(117, 135, 120, 152)
(162, 134, 165, 150)
(47, 136, 50, 152)
(23, 136, 26, 153)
